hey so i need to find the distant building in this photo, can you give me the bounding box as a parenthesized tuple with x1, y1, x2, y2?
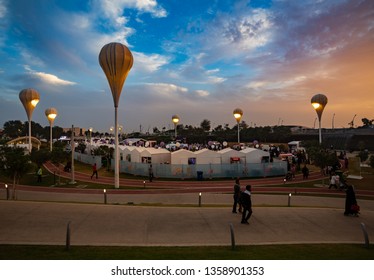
(62, 127, 86, 136)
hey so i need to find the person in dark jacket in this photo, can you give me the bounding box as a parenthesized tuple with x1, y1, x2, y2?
(232, 178, 242, 213)
(91, 163, 98, 179)
(241, 185, 253, 224)
(148, 164, 154, 182)
(344, 185, 359, 216)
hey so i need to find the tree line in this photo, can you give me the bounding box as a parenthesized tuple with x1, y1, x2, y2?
(1, 119, 295, 144)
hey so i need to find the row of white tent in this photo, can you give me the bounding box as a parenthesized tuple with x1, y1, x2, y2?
(87, 144, 273, 165)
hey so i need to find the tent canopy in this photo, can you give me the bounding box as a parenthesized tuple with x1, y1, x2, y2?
(194, 148, 221, 164)
(240, 148, 270, 163)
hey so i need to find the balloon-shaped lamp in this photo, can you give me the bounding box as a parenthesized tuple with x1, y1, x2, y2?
(172, 115, 180, 139)
(311, 94, 328, 144)
(19, 88, 40, 152)
(45, 108, 58, 151)
(233, 108, 243, 143)
(99, 42, 133, 188)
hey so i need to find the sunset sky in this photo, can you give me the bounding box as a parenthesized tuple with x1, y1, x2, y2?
(0, 0, 373, 133)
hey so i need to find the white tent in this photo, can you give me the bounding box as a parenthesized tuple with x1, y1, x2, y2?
(217, 148, 246, 164)
(140, 148, 171, 164)
(194, 148, 221, 164)
(129, 147, 145, 163)
(240, 148, 270, 163)
(120, 146, 137, 162)
(171, 149, 196, 165)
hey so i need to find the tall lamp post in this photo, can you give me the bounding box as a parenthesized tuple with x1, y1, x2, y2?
(311, 94, 328, 144)
(89, 127, 93, 145)
(172, 115, 180, 139)
(19, 88, 40, 153)
(45, 108, 58, 151)
(233, 108, 243, 143)
(99, 42, 133, 189)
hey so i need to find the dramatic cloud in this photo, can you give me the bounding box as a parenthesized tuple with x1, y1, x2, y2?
(0, 0, 373, 132)
(24, 66, 76, 86)
(133, 52, 170, 73)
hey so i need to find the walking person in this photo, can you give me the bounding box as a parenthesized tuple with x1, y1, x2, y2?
(148, 164, 154, 182)
(328, 173, 338, 189)
(232, 178, 242, 213)
(301, 164, 309, 179)
(37, 166, 42, 183)
(91, 163, 98, 179)
(344, 185, 359, 216)
(241, 185, 253, 224)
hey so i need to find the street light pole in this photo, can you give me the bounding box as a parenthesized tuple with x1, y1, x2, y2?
(311, 94, 328, 144)
(99, 42, 133, 189)
(19, 89, 40, 153)
(172, 115, 180, 139)
(233, 108, 243, 143)
(89, 127, 93, 145)
(70, 125, 76, 185)
(45, 108, 58, 151)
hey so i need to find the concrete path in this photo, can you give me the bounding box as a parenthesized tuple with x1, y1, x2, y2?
(1, 194, 373, 246)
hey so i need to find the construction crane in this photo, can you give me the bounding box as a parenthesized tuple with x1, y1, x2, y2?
(348, 114, 357, 128)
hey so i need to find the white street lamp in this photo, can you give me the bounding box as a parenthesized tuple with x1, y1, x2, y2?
(311, 94, 328, 144)
(45, 108, 58, 151)
(99, 42, 133, 189)
(19, 88, 40, 153)
(89, 127, 93, 145)
(233, 108, 243, 143)
(172, 115, 180, 139)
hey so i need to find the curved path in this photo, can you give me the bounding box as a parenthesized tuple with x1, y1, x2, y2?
(43, 161, 321, 189)
(38, 161, 374, 196)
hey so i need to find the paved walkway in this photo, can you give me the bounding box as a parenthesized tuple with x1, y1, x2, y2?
(1, 162, 373, 247)
(1, 193, 373, 246)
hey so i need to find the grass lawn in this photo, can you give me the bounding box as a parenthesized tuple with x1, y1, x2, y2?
(1, 244, 373, 260)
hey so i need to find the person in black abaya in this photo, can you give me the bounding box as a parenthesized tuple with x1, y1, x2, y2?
(344, 185, 359, 216)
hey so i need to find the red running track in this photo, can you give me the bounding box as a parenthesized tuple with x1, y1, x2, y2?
(9, 161, 366, 197)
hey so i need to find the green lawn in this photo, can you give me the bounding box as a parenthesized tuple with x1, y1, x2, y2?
(1, 244, 373, 260)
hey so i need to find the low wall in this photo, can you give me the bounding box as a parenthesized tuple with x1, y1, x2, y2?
(118, 160, 287, 179)
(74, 153, 102, 169)
(74, 152, 287, 179)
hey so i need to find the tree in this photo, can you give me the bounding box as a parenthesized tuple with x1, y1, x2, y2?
(200, 119, 211, 132)
(240, 120, 249, 129)
(153, 127, 160, 134)
(361, 118, 374, 127)
(0, 146, 32, 199)
(2, 120, 25, 138)
(76, 143, 87, 154)
(93, 145, 113, 170)
(30, 148, 51, 167)
(50, 147, 69, 185)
